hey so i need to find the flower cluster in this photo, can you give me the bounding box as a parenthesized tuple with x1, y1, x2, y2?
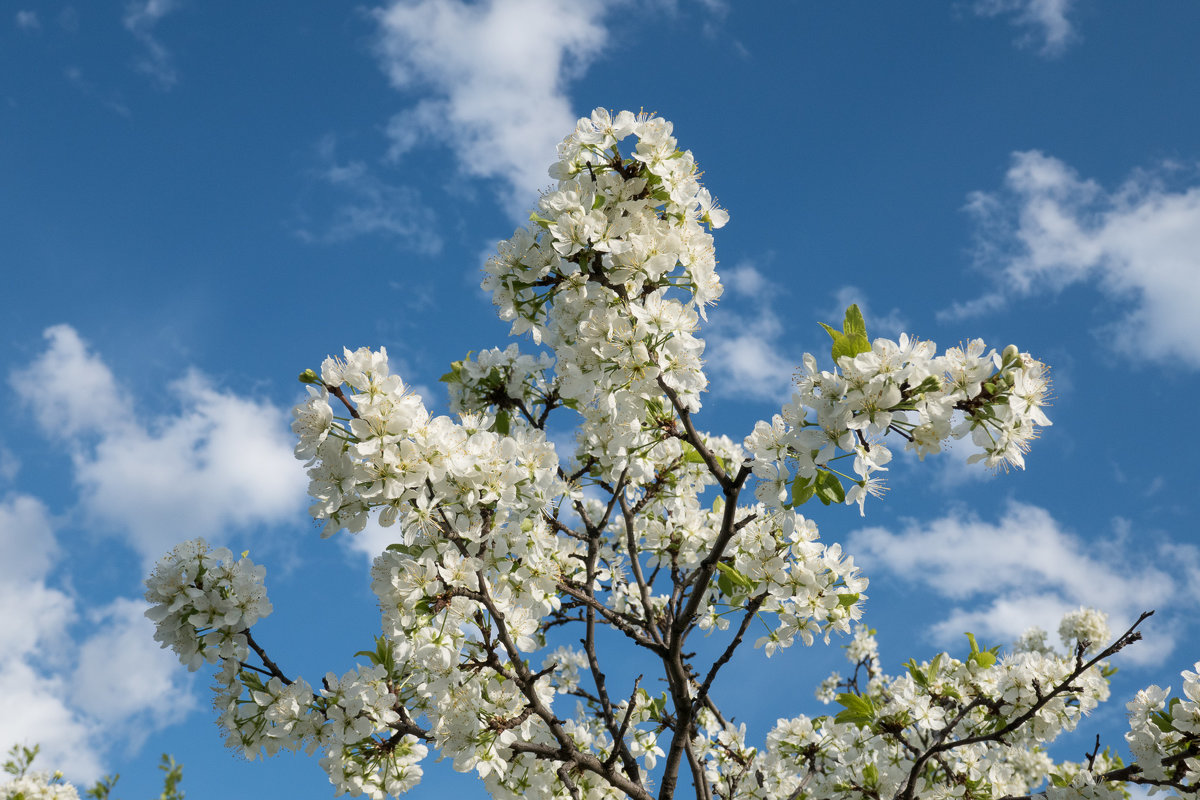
(481, 108, 726, 484)
(145, 541, 432, 798)
(442, 344, 556, 425)
(746, 325, 1052, 514)
(1125, 664, 1200, 789)
(144, 538, 271, 670)
(297, 345, 565, 539)
(0, 774, 78, 800)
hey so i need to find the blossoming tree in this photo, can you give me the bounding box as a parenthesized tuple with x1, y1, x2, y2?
(144, 110, 1200, 800)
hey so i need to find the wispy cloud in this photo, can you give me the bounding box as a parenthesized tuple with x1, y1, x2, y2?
(296, 135, 442, 252)
(372, 0, 608, 214)
(15, 10, 40, 30)
(123, 0, 179, 88)
(848, 501, 1185, 665)
(0, 446, 20, 483)
(64, 67, 131, 117)
(945, 152, 1200, 369)
(971, 0, 1079, 56)
(11, 325, 306, 565)
(706, 263, 798, 403)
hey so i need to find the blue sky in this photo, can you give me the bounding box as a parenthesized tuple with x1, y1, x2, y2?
(3, 1, 1200, 797)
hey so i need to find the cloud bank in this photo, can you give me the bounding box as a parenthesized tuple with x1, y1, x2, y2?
(848, 501, 1185, 665)
(0, 494, 193, 783)
(11, 325, 306, 564)
(947, 152, 1200, 369)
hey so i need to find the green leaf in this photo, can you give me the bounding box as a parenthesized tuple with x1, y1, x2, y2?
(832, 333, 872, 363)
(494, 410, 511, 435)
(528, 211, 554, 229)
(862, 763, 879, 788)
(789, 473, 816, 507)
(929, 653, 944, 682)
(965, 632, 998, 668)
(837, 592, 860, 609)
(904, 658, 928, 689)
(681, 443, 707, 465)
(714, 561, 754, 592)
(843, 304, 868, 339)
(818, 321, 841, 342)
(439, 360, 464, 384)
(834, 692, 876, 727)
(970, 650, 997, 668)
(815, 471, 846, 505)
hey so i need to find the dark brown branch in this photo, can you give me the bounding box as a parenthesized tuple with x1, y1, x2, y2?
(244, 630, 293, 685)
(324, 383, 361, 419)
(656, 377, 732, 492)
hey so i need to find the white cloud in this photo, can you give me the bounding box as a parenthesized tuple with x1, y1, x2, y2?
(372, 0, 608, 213)
(0, 496, 74, 657)
(0, 496, 98, 780)
(722, 263, 768, 298)
(63, 67, 132, 118)
(18, 325, 126, 439)
(11, 326, 307, 565)
(15, 10, 40, 30)
(296, 135, 442, 252)
(123, 0, 179, 88)
(0, 494, 192, 783)
(971, 0, 1078, 56)
(0, 661, 104, 783)
(948, 152, 1200, 368)
(341, 517, 398, 563)
(848, 501, 1184, 665)
(71, 598, 195, 733)
(704, 261, 801, 402)
(706, 307, 796, 403)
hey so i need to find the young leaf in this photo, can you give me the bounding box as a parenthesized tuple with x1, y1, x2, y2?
(789, 473, 816, 507)
(843, 304, 868, 339)
(832, 333, 872, 363)
(834, 692, 876, 726)
(681, 443, 707, 465)
(815, 471, 846, 505)
(904, 658, 929, 689)
(714, 561, 754, 592)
